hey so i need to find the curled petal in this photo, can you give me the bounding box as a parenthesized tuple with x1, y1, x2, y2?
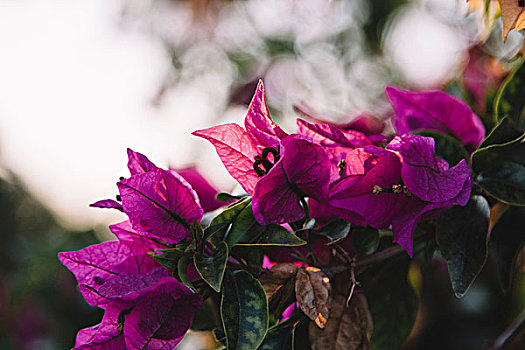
(127, 148, 158, 175)
(90, 199, 124, 212)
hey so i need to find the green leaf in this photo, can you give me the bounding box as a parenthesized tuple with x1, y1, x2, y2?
(150, 248, 184, 270)
(414, 130, 468, 165)
(436, 196, 490, 298)
(227, 202, 306, 247)
(478, 116, 524, 149)
(316, 219, 351, 245)
(216, 192, 245, 203)
(191, 299, 219, 331)
(494, 59, 525, 129)
(194, 241, 228, 293)
(364, 256, 417, 350)
(221, 270, 269, 350)
(352, 226, 380, 255)
(472, 136, 525, 206)
(177, 256, 196, 292)
(257, 325, 294, 350)
(209, 197, 252, 244)
(489, 206, 525, 291)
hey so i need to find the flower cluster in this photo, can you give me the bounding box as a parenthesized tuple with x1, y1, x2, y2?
(60, 80, 484, 349)
(194, 81, 481, 256)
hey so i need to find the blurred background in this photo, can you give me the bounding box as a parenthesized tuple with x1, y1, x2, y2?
(0, 0, 523, 349)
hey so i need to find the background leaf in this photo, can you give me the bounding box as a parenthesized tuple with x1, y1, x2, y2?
(494, 60, 525, 129)
(316, 219, 352, 245)
(364, 255, 417, 350)
(221, 270, 269, 350)
(472, 137, 525, 206)
(436, 196, 490, 297)
(489, 206, 525, 290)
(352, 227, 380, 255)
(194, 241, 228, 292)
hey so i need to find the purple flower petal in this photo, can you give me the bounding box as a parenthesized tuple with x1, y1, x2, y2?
(177, 166, 225, 212)
(244, 80, 287, 149)
(127, 148, 158, 175)
(387, 134, 470, 203)
(74, 300, 132, 350)
(89, 199, 124, 212)
(252, 135, 330, 225)
(296, 118, 371, 149)
(117, 169, 203, 244)
(109, 220, 167, 251)
(59, 241, 159, 306)
(123, 277, 201, 350)
(386, 86, 485, 151)
(193, 123, 260, 195)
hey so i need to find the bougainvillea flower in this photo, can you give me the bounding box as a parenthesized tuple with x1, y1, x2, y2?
(326, 136, 472, 255)
(193, 80, 287, 195)
(74, 278, 202, 350)
(297, 118, 372, 181)
(117, 169, 203, 244)
(109, 220, 167, 251)
(386, 134, 470, 203)
(252, 134, 330, 225)
(176, 166, 226, 212)
(58, 240, 163, 307)
(386, 86, 485, 151)
(89, 199, 124, 212)
(74, 299, 131, 349)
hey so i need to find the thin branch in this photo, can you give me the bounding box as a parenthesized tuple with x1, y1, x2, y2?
(491, 308, 525, 349)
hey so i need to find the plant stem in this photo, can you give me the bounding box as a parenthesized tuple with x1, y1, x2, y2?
(491, 308, 525, 349)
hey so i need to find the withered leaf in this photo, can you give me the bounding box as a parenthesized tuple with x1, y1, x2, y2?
(309, 294, 373, 350)
(498, 0, 525, 41)
(295, 267, 331, 328)
(259, 263, 299, 298)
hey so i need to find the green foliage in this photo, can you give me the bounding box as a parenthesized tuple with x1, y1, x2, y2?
(352, 226, 380, 255)
(489, 206, 525, 291)
(472, 135, 525, 206)
(221, 270, 269, 350)
(257, 324, 294, 350)
(150, 248, 184, 270)
(436, 196, 490, 298)
(194, 241, 228, 292)
(316, 219, 352, 245)
(364, 255, 418, 350)
(494, 59, 525, 129)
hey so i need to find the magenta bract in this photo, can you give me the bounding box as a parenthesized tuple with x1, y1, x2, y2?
(89, 199, 124, 212)
(117, 169, 203, 244)
(386, 86, 485, 151)
(252, 134, 330, 225)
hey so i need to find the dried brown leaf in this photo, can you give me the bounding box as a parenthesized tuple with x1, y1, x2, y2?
(258, 263, 298, 298)
(516, 10, 525, 30)
(498, 0, 525, 41)
(309, 294, 373, 350)
(295, 267, 331, 328)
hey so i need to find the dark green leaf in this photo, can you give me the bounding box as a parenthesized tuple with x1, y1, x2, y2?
(216, 192, 245, 203)
(177, 256, 196, 292)
(489, 206, 525, 291)
(414, 130, 468, 165)
(364, 256, 417, 350)
(316, 219, 351, 245)
(150, 248, 184, 270)
(494, 59, 525, 129)
(472, 137, 525, 206)
(478, 116, 524, 149)
(221, 270, 269, 350)
(194, 241, 228, 292)
(191, 299, 219, 331)
(352, 226, 380, 255)
(257, 325, 294, 350)
(436, 196, 490, 297)
(227, 202, 306, 247)
(209, 197, 252, 244)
